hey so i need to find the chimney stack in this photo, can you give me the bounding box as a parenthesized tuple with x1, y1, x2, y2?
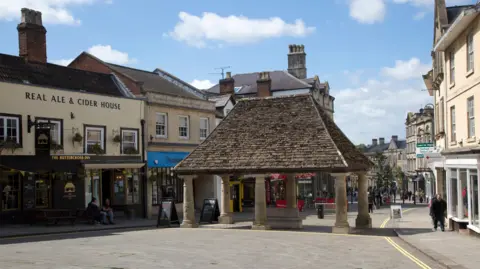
(17, 8, 47, 63)
(379, 137, 385, 145)
(219, 71, 234, 95)
(257, 72, 272, 97)
(372, 139, 378, 146)
(287, 44, 307, 79)
(392, 135, 398, 142)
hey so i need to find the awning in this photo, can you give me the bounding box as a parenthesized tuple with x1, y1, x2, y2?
(147, 151, 189, 168)
(83, 162, 145, 169)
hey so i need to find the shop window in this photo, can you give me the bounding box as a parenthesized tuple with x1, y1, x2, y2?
(36, 174, 51, 208)
(121, 129, 138, 154)
(1, 173, 20, 210)
(37, 119, 62, 146)
(84, 170, 101, 207)
(450, 169, 458, 217)
(126, 172, 140, 204)
(178, 116, 189, 139)
(199, 118, 209, 140)
(469, 171, 478, 226)
(151, 168, 184, 204)
(85, 126, 105, 153)
(0, 115, 20, 144)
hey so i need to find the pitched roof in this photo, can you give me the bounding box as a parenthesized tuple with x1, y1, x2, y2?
(175, 94, 372, 174)
(106, 63, 202, 99)
(0, 53, 123, 96)
(208, 94, 233, 108)
(207, 71, 312, 95)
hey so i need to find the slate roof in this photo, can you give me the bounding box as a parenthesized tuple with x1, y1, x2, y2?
(208, 94, 232, 108)
(106, 63, 202, 99)
(447, 5, 474, 23)
(0, 53, 123, 96)
(174, 94, 372, 174)
(207, 71, 312, 95)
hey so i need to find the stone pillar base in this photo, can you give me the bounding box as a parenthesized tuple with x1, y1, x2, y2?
(332, 226, 350, 234)
(180, 222, 199, 228)
(355, 216, 372, 229)
(219, 215, 234, 224)
(251, 224, 271, 230)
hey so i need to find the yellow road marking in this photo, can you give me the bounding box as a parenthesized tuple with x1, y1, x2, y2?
(380, 208, 431, 269)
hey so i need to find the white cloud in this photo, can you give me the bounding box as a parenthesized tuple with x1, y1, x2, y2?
(51, 45, 136, 66)
(167, 12, 315, 48)
(349, 0, 386, 24)
(413, 11, 426, 20)
(335, 60, 432, 144)
(381, 57, 430, 80)
(190, 79, 215, 90)
(0, 0, 111, 25)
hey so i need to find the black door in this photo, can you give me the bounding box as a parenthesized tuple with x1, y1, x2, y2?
(232, 185, 240, 212)
(102, 170, 112, 204)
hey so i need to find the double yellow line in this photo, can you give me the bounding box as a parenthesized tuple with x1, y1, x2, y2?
(380, 208, 432, 269)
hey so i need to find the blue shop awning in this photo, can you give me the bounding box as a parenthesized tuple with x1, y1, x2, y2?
(147, 151, 189, 168)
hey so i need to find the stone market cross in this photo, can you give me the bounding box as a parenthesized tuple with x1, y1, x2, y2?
(174, 94, 373, 233)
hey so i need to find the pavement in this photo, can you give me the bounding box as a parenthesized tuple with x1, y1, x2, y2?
(391, 206, 480, 269)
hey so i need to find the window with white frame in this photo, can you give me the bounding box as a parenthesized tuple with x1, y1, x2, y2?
(178, 116, 189, 138)
(85, 126, 104, 153)
(450, 50, 455, 84)
(199, 118, 209, 139)
(155, 113, 167, 137)
(37, 119, 61, 146)
(0, 115, 20, 144)
(467, 33, 474, 72)
(450, 106, 456, 142)
(121, 129, 138, 153)
(467, 97, 475, 138)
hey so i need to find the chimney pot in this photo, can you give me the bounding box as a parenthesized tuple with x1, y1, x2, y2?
(257, 71, 272, 97)
(225, 71, 231, 79)
(219, 72, 234, 95)
(379, 137, 385, 145)
(372, 139, 378, 146)
(392, 135, 398, 141)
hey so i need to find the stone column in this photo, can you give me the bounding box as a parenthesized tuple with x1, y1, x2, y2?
(457, 169, 464, 219)
(219, 175, 234, 224)
(252, 175, 270, 230)
(180, 176, 198, 228)
(355, 172, 372, 229)
(285, 174, 297, 208)
(332, 173, 350, 234)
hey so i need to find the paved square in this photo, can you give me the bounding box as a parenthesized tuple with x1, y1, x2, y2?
(0, 228, 440, 269)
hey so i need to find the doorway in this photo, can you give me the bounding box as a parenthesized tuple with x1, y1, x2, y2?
(232, 184, 240, 212)
(102, 169, 112, 205)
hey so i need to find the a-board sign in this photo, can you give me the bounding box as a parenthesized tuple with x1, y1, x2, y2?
(199, 198, 220, 224)
(390, 205, 402, 219)
(156, 199, 180, 227)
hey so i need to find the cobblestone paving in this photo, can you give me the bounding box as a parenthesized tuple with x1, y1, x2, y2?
(0, 228, 441, 269)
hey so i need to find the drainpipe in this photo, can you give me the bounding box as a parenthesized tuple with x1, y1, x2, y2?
(140, 119, 147, 218)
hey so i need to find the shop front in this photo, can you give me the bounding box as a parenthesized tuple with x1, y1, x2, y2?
(147, 151, 189, 218)
(445, 154, 480, 234)
(0, 154, 144, 224)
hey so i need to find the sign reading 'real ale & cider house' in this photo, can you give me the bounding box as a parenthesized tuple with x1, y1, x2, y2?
(25, 92, 121, 110)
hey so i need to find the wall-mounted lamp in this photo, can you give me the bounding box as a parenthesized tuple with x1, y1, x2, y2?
(112, 128, 119, 136)
(71, 127, 79, 134)
(70, 112, 75, 119)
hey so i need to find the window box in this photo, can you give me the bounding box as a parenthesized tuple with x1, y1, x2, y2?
(123, 147, 139, 155)
(50, 142, 63, 153)
(87, 143, 105, 155)
(0, 138, 21, 153)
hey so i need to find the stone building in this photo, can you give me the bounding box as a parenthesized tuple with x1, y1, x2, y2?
(425, 0, 480, 234)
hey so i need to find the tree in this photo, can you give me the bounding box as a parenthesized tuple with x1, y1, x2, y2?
(356, 144, 367, 152)
(392, 165, 405, 190)
(373, 152, 394, 189)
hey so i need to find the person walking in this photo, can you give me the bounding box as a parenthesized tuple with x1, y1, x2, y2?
(368, 191, 374, 213)
(430, 194, 447, 231)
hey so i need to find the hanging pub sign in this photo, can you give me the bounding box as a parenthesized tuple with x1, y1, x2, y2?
(35, 123, 51, 154)
(156, 199, 180, 228)
(199, 198, 220, 224)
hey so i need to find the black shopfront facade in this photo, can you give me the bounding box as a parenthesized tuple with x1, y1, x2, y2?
(0, 125, 145, 224)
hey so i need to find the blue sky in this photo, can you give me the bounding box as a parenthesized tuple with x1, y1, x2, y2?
(0, 0, 475, 144)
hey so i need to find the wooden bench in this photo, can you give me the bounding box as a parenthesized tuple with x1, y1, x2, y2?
(33, 209, 76, 226)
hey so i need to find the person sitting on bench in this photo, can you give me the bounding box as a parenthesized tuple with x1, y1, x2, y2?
(100, 198, 115, 225)
(86, 197, 102, 224)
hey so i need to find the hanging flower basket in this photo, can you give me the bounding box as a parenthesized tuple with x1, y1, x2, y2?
(113, 135, 122, 143)
(73, 133, 83, 143)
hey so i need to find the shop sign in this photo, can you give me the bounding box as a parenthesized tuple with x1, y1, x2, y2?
(25, 92, 121, 110)
(416, 143, 440, 158)
(51, 155, 91, 160)
(390, 205, 403, 219)
(63, 181, 77, 200)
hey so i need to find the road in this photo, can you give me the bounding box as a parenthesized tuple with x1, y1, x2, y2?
(0, 225, 445, 269)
